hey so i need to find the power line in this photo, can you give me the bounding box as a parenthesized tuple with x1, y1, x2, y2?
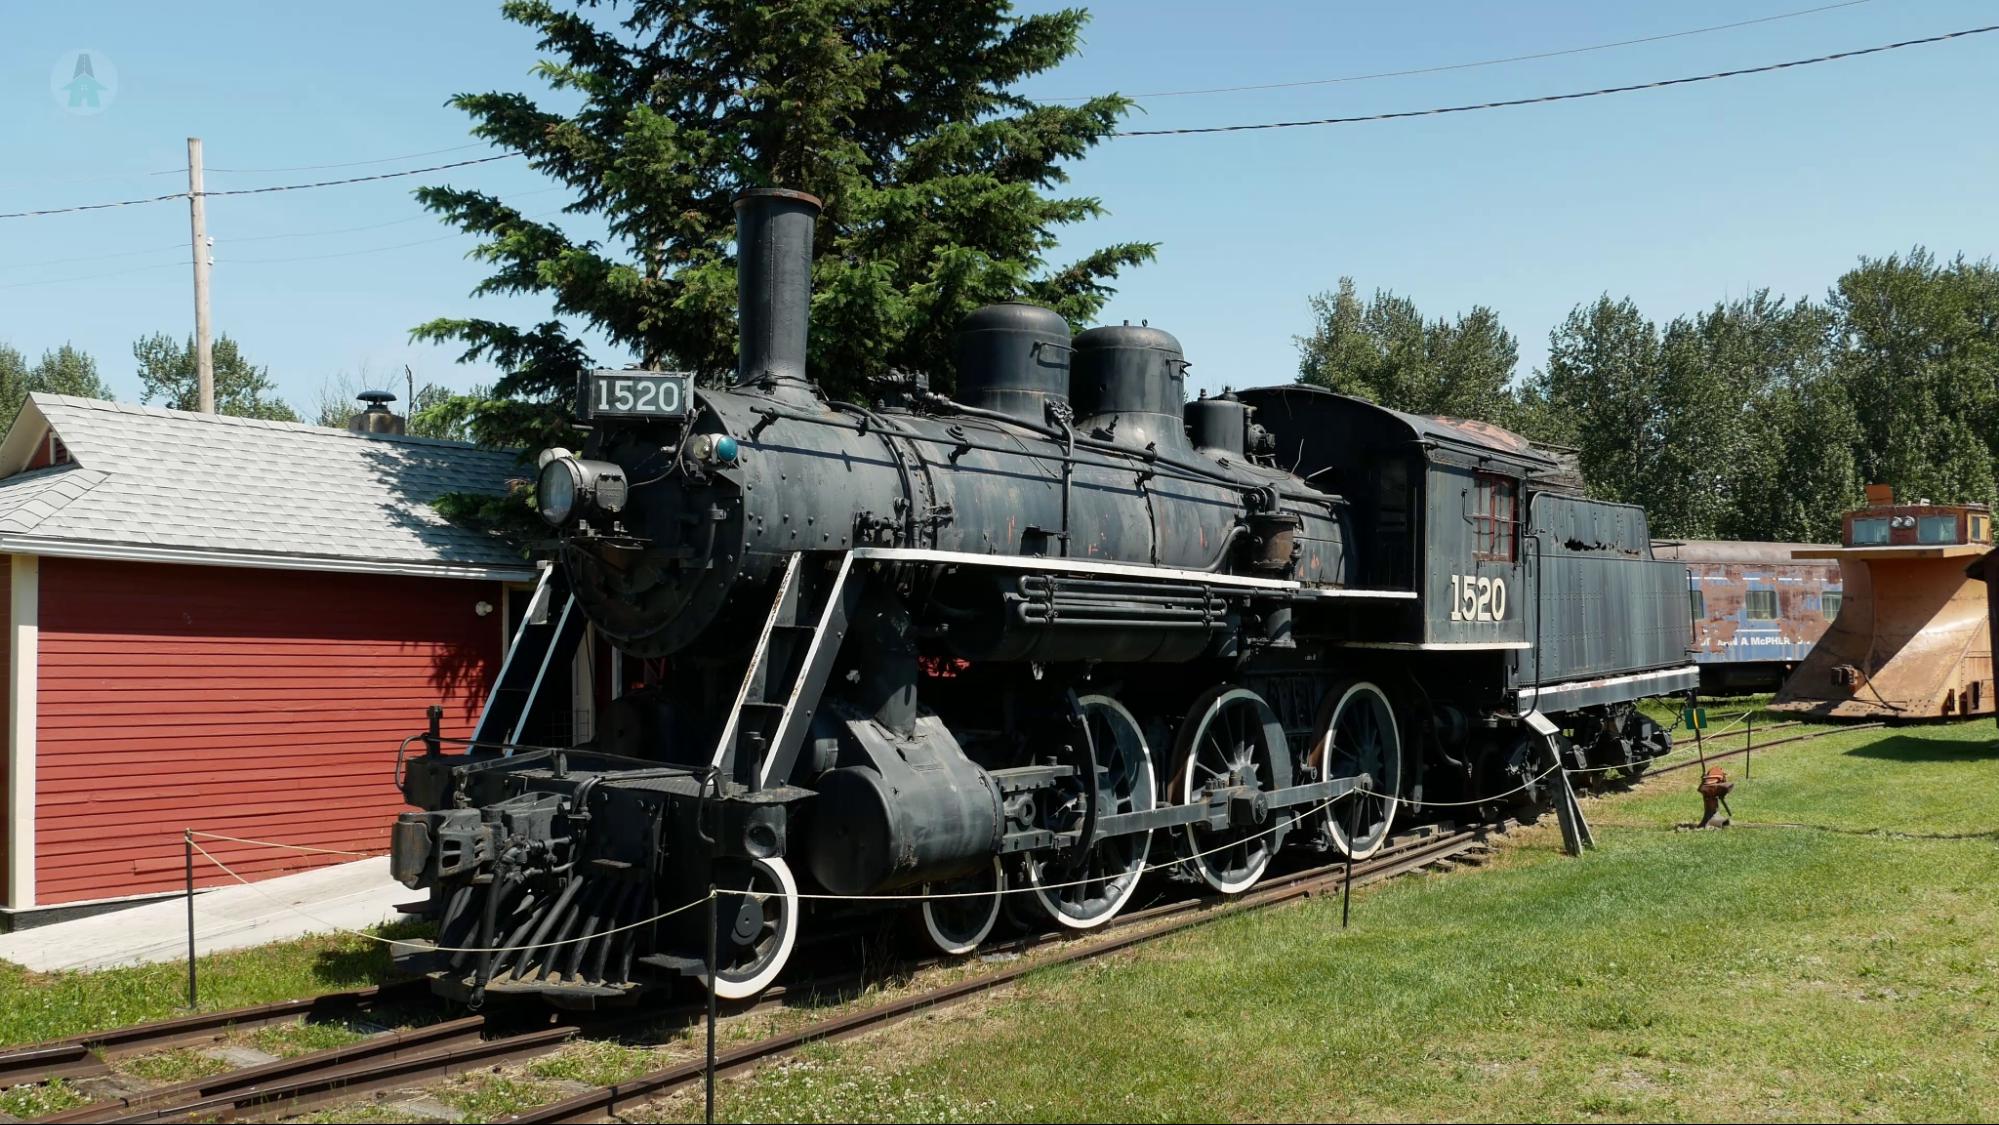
(226, 209, 565, 264)
(1057, 0, 1885, 102)
(223, 185, 566, 244)
(0, 153, 522, 221)
(1118, 23, 1999, 137)
(0, 260, 182, 292)
(0, 241, 185, 272)
(170, 141, 499, 176)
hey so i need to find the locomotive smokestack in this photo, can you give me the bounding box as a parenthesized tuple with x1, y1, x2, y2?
(734, 188, 822, 390)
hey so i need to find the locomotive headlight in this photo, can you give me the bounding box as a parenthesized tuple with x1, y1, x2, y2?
(536, 455, 629, 526)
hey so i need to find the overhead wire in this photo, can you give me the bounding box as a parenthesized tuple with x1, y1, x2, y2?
(1054, 0, 1886, 101)
(1118, 22, 1999, 136)
(0, 153, 521, 220)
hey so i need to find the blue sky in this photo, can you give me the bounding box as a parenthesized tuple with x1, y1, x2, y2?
(2, 0, 1994, 415)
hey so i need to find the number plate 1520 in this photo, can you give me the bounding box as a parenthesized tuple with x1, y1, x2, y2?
(582, 371, 692, 419)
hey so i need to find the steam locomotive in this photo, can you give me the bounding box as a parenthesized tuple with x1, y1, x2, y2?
(389, 189, 1698, 1003)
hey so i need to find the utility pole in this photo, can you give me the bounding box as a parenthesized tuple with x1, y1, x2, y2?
(187, 137, 215, 414)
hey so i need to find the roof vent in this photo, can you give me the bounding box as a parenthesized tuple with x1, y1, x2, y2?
(348, 390, 406, 435)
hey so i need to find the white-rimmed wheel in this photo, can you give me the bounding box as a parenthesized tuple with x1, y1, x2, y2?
(917, 857, 1006, 956)
(700, 855, 799, 1000)
(1026, 695, 1156, 930)
(1311, 679, 1402, 860)
(1174, 686, 1287, 894)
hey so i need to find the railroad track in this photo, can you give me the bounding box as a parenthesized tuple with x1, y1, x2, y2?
(0, 719, 1879, 1124)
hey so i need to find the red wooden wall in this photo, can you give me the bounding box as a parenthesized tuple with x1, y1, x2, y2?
(34, 558, 503, 905)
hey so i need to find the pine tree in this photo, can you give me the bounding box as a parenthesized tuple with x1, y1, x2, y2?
(133, 333, 299, 421)
(415, 0, 1153, 449)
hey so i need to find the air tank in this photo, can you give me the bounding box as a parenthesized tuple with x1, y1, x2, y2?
(1186, 391, 1248, 458)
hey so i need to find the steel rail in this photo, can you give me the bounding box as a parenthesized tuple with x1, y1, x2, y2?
(497, 827, 1496, 1125)
(0, 980, 426, 1090)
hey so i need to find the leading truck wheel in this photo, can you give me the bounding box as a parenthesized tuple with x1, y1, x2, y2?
(1310, 680, 1402, 860)
(917, 857, 1006, 956)
(698, 856, 799, 1001)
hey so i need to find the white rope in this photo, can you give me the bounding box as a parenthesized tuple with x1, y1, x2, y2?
(189, 831, 379, 859)
(188, 840, 714, 956)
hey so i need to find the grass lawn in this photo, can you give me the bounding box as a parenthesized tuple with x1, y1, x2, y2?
(0, 919, 427, 1050)
(665, 718, 1999, 1123)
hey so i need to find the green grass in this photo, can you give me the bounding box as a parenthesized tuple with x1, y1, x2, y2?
(0, 1076, 92, 1119)
(117, 1046, 233, 1084)
(0, 919, 430, 1049)
(669, 719, 1999, 1123)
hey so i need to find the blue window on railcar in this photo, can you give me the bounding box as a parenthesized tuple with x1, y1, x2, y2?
(1823, 591, 1843, 619)
(1745, 589, 1778, 621)
(1690, 589, 1705, 619)
(1919, 515, 1958, 544)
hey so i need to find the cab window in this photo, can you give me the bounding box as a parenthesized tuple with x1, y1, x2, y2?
(1472, 473, 1517, 562)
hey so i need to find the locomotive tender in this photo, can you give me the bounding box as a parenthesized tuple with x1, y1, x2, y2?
(390, 189, 1698, 1003)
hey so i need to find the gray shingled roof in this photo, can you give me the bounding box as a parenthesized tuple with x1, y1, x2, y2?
(0, 394, 536, 579)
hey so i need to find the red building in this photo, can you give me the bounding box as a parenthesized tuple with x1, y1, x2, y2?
(0, 394, 538, 927)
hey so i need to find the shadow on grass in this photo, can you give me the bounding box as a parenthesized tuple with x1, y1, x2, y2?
(307, 918, 434, 988)
(1843, 733, 1999, 763)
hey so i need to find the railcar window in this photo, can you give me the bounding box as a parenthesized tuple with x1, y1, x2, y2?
(1472, 473, 1517, 562)
(1822, 591, 1843, 619)
(1850, 517, 1890, 545)
(1745, 589, 1778, 620)
(1689, 589, 1705, 619)
(1918, 515, 1958, 544)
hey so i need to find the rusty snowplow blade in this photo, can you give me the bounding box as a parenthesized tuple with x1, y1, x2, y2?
(1772, 544, 1995, 720)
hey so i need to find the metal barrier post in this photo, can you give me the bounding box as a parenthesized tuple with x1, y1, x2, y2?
(1745, 711, 1754, 779)
(706, 885, 718, 1125)
(1341, 799, 1359, 929)
(184, 829, 197, 1010)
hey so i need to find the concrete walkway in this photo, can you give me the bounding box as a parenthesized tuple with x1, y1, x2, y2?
(0, 858, 412, 973)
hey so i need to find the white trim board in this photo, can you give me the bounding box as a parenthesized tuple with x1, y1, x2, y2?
(849, 546, 1417, 599)
(0, 536, 536, 583)
(7, 555, 37, 910)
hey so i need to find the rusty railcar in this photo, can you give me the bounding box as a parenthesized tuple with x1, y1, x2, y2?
(1772, 487, 1995, 720)
(1651, 540, 1842, 694)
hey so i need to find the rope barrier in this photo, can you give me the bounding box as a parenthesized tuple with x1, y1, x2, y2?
(187, 840, 716, 956)
(188, 831, 379, 859)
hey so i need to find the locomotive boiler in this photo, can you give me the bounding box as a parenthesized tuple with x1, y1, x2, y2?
(390, 189, 1699, 1003)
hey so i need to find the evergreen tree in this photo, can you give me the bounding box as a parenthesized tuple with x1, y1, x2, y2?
(1296, 278, 1519, 423)
(134, 333, 300, 421)
(416, 0, 1153, 450)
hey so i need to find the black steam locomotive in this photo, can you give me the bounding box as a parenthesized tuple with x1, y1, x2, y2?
(390, 189, 1697, 1003)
